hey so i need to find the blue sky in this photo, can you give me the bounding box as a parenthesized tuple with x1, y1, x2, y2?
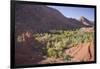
(48, 6, 94, 21)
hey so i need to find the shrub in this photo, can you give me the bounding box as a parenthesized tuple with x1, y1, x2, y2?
(33, 30, 94, 60)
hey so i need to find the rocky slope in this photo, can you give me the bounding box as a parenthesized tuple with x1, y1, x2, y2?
(15, 4, 91, 35)
(64, 42, 94, 62)
(79, 16, 94, 27)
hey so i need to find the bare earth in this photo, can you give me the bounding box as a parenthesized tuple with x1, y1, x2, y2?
(64, 42, 94, 62)
(15, 32, 94, 65)
(39, 42, 94, 64)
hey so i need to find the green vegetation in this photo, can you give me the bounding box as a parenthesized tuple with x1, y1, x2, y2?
(63, 55, 72, 61)
(33, 30, 94, 61)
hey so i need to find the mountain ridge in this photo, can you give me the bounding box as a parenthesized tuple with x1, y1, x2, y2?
(15, 4, 93, 34)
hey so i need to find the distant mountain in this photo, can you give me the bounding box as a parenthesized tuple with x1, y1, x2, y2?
(15, 4, 93, 35)
(79, 16, 94, 27)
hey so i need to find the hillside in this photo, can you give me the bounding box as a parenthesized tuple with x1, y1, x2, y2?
(15, 4, 92, 35)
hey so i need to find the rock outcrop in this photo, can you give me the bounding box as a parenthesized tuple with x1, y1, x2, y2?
(64, 42, 94, 62)
(80, 16, 94, 27)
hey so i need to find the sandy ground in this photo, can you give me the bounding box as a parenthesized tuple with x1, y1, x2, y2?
(64, 42, 94, 62)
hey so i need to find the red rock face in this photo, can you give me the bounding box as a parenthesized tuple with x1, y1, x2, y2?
(79, 16, 94, 27)
(64, 42, 94, 62)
